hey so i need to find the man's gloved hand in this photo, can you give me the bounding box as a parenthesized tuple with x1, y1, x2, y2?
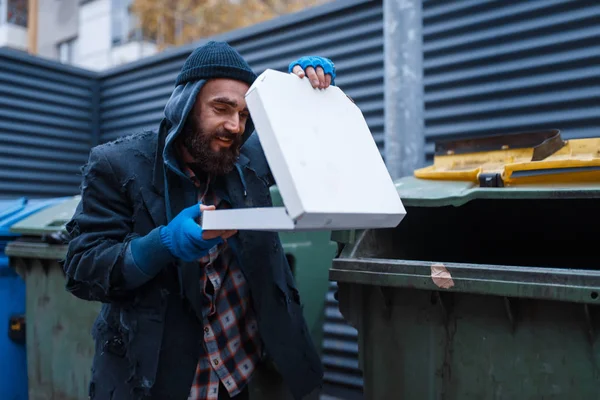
(288, 56, 336, 89)
(159, 203, 224, 262)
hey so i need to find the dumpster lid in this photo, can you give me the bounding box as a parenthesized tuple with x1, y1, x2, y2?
(0, 197, 69, 237)
(0, 197, 27, 221)
(9, 196, 80, 236)
(397, 176, 600, 207)
(201, 69, 405, 231)
(414, 130, 600, 189)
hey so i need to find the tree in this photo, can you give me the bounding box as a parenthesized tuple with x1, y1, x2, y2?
(130, 0, 329, 50)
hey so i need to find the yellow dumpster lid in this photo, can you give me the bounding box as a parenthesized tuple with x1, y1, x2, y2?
(414, 130, 600, 188)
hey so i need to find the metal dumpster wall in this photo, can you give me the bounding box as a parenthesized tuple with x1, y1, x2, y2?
(0, 254, 27, 400)
(10, 254, 101, 400)
(337, 281, 600, 399)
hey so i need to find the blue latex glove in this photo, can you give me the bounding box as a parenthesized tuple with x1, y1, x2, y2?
(159, 203, 222, 262)
(288, 56, 336, 86)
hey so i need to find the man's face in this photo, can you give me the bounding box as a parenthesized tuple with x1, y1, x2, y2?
(180, 79, 250, 175)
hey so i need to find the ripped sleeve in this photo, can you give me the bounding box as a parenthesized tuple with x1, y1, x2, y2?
(63, 147, 140, 302)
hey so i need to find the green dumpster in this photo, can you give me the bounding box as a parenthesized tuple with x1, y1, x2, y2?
(6, 196, 100, 400)
(270, 186, 337, 351)
(329, 133, 600, 399)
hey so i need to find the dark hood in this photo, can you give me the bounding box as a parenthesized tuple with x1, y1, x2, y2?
(161, 79, 255, 178)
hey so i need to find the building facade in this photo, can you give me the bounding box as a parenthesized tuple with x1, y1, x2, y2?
(0, 0, 28, 52)
(0, 0, 157, 71)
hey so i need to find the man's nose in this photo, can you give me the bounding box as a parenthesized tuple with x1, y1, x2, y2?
(224, 115, 243, 134)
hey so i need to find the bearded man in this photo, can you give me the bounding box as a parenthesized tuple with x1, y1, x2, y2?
(62, 41, 336, 400)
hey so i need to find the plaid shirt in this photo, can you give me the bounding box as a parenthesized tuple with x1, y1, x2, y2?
(184, 167, 262, 400)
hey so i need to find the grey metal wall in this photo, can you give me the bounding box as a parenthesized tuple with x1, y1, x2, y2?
(0, 1, 597, 197)
(422, 0, 600, 160)
(0, 47, 97, 198)
(98, 0, 384, 150)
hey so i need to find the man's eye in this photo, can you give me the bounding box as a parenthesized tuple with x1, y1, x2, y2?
(240, 113, 249, 119)
(215, 107, 227, 113)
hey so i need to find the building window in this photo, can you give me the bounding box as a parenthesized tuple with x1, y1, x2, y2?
(57, 37, 78, 64)
(5, 0, 28, 27)
(111, 0, 139, 46)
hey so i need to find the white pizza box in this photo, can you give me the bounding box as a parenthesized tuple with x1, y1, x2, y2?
(201, 69, 406, 231)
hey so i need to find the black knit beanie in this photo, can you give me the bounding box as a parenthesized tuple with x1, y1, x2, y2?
(175, 41, 257, 87)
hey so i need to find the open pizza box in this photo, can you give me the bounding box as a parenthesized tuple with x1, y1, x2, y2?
(201, 68, 406, 232)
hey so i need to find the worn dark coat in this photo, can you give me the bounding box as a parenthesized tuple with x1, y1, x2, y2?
(62, 80, 324, 400)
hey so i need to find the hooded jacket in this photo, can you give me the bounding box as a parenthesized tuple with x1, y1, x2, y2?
(63, 79, 324, 399)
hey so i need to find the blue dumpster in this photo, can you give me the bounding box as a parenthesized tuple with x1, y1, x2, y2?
(0, 197, 68, 400)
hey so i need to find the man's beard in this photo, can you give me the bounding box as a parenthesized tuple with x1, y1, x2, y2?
(180, 117, 242, 176)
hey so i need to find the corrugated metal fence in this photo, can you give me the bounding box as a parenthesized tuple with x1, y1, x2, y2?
(2, 0, 598, 196)
(0, 47, 97, 198)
